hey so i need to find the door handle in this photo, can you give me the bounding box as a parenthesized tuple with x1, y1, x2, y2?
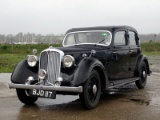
(111, 52, 118, 61)
(112, 52, 117, 54)
(129, 50, 134, 54)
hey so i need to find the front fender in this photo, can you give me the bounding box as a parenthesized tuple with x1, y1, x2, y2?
(71, 57, 108, 89)
(11, 59, 38, 84)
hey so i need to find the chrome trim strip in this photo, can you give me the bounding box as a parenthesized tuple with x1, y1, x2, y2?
(8, 82, 83, 93)
(47, 51, 61, 84)
(62, 30, 112, 47)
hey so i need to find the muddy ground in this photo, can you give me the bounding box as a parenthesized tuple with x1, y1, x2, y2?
(0, 56, 160, 120)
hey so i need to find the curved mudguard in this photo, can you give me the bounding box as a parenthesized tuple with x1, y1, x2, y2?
(71, 57, 109, 88)
(134, 54, 151, 77)
(11, 59, 38, 84)
(11, 57, 109, 89)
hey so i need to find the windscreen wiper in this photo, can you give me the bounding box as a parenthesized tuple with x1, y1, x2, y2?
(98, 39, 105, 44)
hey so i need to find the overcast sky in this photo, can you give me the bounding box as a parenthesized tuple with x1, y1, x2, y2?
(0, 0, 160, 35)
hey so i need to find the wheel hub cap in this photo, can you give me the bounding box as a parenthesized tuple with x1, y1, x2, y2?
(92, 85, 97, 95)
(143, 71, 146, 78)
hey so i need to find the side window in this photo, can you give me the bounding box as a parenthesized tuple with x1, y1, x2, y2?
(129, 31, 136, 45)
(64, 34, 75, 45)
(114, 31, 126, 46)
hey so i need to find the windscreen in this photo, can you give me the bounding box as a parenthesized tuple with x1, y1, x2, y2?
(63, 31, 111, 46)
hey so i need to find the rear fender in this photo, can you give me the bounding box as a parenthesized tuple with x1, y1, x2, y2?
(134, 54, 151, 77)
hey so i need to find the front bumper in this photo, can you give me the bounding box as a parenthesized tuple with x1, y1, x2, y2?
(8, 82, 83, 93)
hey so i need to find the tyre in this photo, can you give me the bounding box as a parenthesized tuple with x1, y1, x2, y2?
(79, 70, 101, 109)
(16, 89, 38, 105)
(135, 62, 147, 89)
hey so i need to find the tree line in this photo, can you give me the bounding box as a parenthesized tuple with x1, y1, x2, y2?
(0, 32, 159, 44)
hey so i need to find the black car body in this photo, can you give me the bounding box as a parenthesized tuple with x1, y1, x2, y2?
(9, 26, 151, 109)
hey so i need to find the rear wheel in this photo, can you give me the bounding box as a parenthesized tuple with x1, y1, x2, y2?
(79, 70, 101, 109)
(16, 89, 38, 105)
(135, 62, 147, 89)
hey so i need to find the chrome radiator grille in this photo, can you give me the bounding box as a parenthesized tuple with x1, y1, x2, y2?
(39, 49, 63, 84)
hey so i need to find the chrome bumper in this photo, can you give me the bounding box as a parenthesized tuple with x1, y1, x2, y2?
(8, 82, 83, 93)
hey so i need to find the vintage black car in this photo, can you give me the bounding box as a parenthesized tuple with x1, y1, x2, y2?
(9, 26, 151, 109)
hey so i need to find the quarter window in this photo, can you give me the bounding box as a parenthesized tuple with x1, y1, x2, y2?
(114, 31, 126, 46)
(64, 34, 75, 45)
(129, 31, 136, 45)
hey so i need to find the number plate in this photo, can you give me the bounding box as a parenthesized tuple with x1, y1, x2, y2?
(29, 89, 56, 99)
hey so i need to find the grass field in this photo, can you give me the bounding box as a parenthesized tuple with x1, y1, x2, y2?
(0, 44, 61, 54)
(0, 54, 26, 72)
(141, 42, 160, 55)
(0, 42, 159, 73)
(0, 44, 61, 73)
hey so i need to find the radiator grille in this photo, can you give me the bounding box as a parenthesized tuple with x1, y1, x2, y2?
(39, 50, 61, 84)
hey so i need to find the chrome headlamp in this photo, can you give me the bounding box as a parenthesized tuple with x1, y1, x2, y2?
(38, 69, 47, 80)
(27, 55, 38, 67)
(63, 55, 75, 68)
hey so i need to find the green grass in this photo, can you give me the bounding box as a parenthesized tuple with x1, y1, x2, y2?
(0, 42, 159, 73)
(0, 44, 61, 54)
(0, 44, 61, 73)
(0, 54, 26, 73)
(141, 42, 160, 55)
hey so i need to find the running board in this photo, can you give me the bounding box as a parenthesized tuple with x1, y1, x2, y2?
(108, 77, 139, 89)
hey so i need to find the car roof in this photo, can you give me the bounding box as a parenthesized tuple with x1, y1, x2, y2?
(65, 26, 137, 34)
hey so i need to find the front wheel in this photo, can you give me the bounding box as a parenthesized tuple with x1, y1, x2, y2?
(135, 62, 147, 89)
(16, 89, 38, 105)
(79, 70, 101, 109)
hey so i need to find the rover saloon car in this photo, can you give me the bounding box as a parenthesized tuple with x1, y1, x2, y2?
(9, 26, 151, 109)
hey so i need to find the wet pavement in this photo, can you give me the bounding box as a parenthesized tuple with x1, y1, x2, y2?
(0, 73, 160, 120)
(148, 56, 160, 73)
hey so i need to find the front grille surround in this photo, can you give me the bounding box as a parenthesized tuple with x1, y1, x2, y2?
(39, 48, 64, 85)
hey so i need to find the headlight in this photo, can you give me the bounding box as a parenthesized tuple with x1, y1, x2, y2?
(63, 55, 75, 68)
(27, 55, 38, 67)
(38, 69, 47, 80)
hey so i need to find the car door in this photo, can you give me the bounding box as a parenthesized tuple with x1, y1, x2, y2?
(128, 31, 141, 77)
(108, 30, 130, 80)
